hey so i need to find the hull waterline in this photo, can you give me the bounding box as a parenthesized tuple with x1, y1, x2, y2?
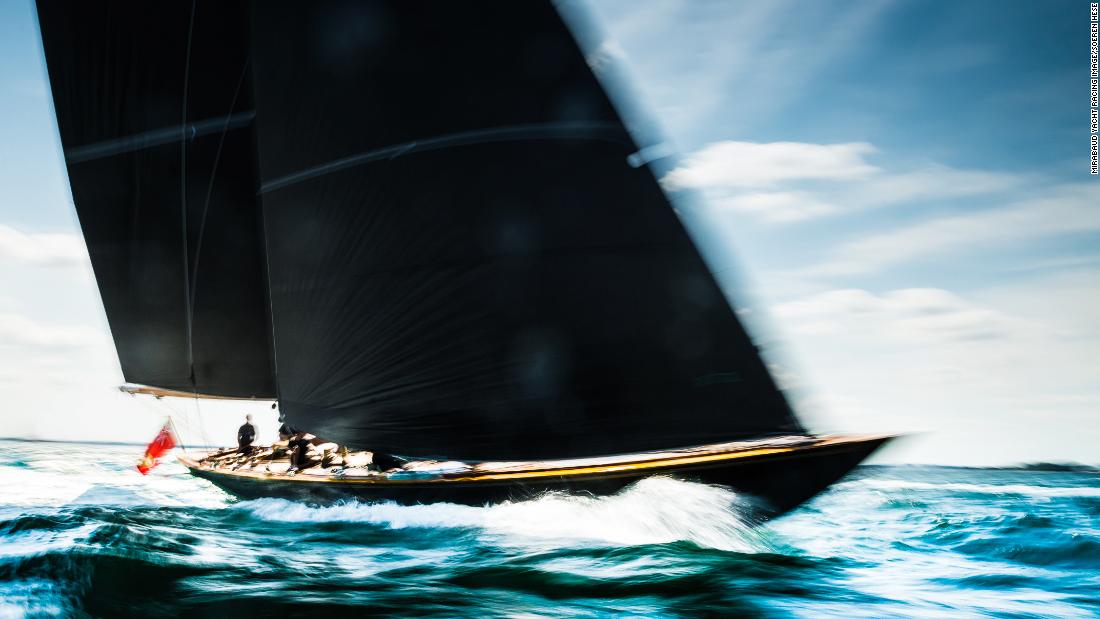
(182, 435, 892, 520)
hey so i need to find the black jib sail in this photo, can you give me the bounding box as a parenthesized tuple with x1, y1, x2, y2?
(38, 0, 805, 460)
(37, 1, 275, 398)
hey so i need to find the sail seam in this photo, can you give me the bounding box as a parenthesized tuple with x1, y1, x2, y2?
(180, 0, 196, 391)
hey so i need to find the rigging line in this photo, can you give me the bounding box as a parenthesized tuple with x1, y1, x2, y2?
(166, 416, 189, 457)
(180, 0, 198, 391)
(157, 391, 212, 451)
(189, 58, 251, 316)
(145, 396, 192, 454)
(173, 5, 218, 463)
(192, 392, 213, 451)
(259, 179, 282, 409)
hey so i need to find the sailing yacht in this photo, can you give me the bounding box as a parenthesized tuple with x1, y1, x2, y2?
(36, 0, 890, 518)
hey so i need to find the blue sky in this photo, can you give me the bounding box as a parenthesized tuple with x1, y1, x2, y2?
(1, 0, 1097, 464)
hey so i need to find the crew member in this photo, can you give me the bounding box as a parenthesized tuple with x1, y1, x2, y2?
(287, 431, 315, 471)
(275, 415, 314, 471)
(237, 414, 256, 454)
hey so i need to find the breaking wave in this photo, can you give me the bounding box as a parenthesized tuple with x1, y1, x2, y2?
(241, 476, 769, 552)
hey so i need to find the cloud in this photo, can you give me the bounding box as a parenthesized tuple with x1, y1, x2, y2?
(664, 141, 879, 190)
(838, 165, 1021, 206)
(773, 288, 1036, 343)
(587, 1, 890, 141)
(707, 190, 838, 222)
(766, 278, 1100, 465)
(0, 225, 88, 266)
(663, 140, 1021, 223)
(0, 312, 102, 349)
(802, 183, 1100, 275)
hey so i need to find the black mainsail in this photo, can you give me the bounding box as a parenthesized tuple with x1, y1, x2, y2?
(248, 1, 802, 460)
(38, 0, 804, 460)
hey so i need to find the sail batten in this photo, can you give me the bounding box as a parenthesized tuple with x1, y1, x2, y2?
(64, 112, 256, 164)
(260, 121, 631, 194)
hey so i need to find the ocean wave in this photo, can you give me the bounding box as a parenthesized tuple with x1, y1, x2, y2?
(955, 536, 1100, 568)
(0, 512, 82, 537)
(848, 478, 1100, 498)
(0, 547, 227, 617)
(239, 476, 769, 552)
(4, 447, 1100, 618)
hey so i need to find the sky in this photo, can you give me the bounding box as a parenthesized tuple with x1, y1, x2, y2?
(0, 0, 1097, 465)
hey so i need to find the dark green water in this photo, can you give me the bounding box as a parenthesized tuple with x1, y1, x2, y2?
(1, 440, 1098, 617)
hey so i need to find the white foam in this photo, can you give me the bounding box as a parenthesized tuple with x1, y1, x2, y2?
(0, 453, 231, 509)
(241, 476, 769, 552)
(0, 467, 91, 506)
(850, 478, 1100, 498)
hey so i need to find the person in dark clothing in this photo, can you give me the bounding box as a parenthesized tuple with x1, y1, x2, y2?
(237, 414, 256, 454)
(287, 432, 314, 471)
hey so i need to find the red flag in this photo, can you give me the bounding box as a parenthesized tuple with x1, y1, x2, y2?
(137, 422, 177, 475)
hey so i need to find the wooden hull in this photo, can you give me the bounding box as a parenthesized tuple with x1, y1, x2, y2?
(182, 435, 891, 519)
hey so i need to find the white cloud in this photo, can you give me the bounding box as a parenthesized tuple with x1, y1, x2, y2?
(0, 224, 88, 266)
(773, 288, 1038, 343)
(803, 183, 1100, 275)
(768, 279, 1100, 465)
(664, 141, 879, 190)
(840, 164, 1020, 206)
(663, 140, 1022, 223)
(587, 0, 890, 140)
(708, 190, 838, 222)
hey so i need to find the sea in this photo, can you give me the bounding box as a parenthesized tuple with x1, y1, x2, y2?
(0, 440, 1097, 618)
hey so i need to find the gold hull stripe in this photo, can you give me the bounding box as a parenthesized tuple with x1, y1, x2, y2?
(183, 445, 790, 485)
(450, 447, 793, 481)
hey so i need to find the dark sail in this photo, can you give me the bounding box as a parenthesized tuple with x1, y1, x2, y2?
(37, 1, 275, 398)
(249, 1, 803, 459)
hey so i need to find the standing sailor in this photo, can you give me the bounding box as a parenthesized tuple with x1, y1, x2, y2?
(237, 414, 256, 454)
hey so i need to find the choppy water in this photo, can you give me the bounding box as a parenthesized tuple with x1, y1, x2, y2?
(1, 440, 1097, 618)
